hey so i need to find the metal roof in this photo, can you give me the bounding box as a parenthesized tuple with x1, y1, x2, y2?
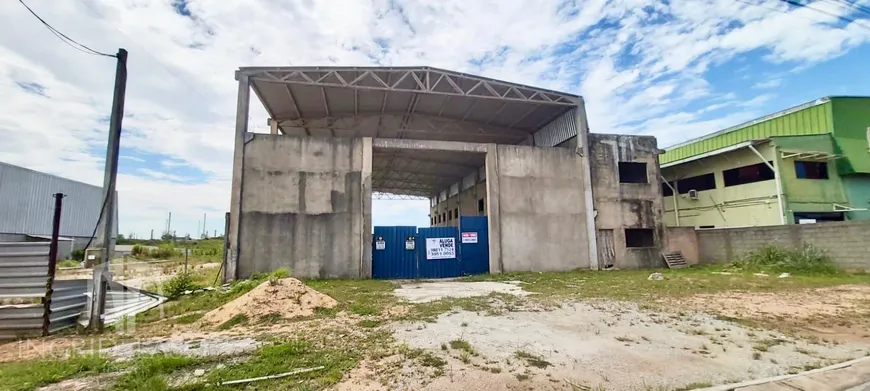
(239, 66, 580, 196)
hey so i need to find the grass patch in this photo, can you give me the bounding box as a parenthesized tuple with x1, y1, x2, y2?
(514, 350, 551, 368)
(217, 314, 249, 330)
(729, 245, 840, 275)
(57, 259, 81, 268)
(198, 339, 359, 389)
(305, 279, 395, 318)
(460, 265, 870, 302)
(137, 275, 263, 325)
(448, 339, 477, 356)
(358, 319, 381, 328)
(516, 373, 530, 381)
(675, 383, 713, 391)
(113, 353, 202, 391)
(349, 304, 380, 316)
(0, 353, 114, 391)
(257, 313, 283, 324)
(174, 313, 203, 324)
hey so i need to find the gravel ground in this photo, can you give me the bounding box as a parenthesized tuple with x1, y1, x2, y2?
(101, 336, 262, 360)
(393, 281, 531, 303)
(394, 302, 870, 391)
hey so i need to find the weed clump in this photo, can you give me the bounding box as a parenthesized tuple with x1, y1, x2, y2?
(728, 244, 840, 275)
(163, 272, 200, 299)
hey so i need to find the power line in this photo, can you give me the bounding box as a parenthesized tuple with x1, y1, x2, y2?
(17, 0, 115, 58)
(777, 0, 870, 28)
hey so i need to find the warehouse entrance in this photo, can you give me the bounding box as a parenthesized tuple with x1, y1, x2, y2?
(371, 216, 489, 279)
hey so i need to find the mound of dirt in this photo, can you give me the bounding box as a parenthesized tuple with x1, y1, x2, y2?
(202, 278, 337, 326)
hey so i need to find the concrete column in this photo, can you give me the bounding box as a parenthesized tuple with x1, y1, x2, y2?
(485, 144, 502, 273)
(361, 137, 373, 278)
(572, 98, 600, 270)
(227, 73, 250, 282)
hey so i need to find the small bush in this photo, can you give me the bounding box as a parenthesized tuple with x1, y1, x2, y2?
(728, 244, 840, 275)
(162, 272, 199, 299)
(131, 244, 148, 257)
(149, 243, 179, 260)
(70, 249, 85, 261)
(57, 259, 81, 269)
(268, 268, 291, 286)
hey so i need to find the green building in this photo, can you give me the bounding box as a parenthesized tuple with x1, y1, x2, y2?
(660, 96, 870, 227)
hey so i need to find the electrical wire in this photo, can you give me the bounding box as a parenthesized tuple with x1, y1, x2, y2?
(17, 0, 116, 58)
(777, 0, 870, 28)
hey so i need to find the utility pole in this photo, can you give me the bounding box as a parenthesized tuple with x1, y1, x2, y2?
(203, 213, 207, 238)
(88, 48, 127, 331)
(167, 212, 172, 237)
(43, 193, 64, 336)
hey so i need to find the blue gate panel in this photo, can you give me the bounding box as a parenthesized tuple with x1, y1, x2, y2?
(416, 227, 461, 279)
(372, 226, 417, 279)
(459, 216, 490, 276)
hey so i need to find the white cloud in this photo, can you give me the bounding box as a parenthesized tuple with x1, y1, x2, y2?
(1, 0, 868, 237)
(753, 78, 783, 89)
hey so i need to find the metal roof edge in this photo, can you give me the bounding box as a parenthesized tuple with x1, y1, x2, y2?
(661, 139, 770, 169)
(238, 65, 581, 99)
(0, 161, 105, 193)
(663, 97, 833, 150)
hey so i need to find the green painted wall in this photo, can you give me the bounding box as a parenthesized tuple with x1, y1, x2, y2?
(661, 100, 833, 164)
(771, 135, 850, 222)
(662, 143, 783, 227)
(843, 175, 870, 220)
(831, 97, 870, 174)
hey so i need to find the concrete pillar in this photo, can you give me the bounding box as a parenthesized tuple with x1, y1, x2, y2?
(485, 143, 502, 273)
(227, 72, 250, 282)
(571, 98, 600, 270)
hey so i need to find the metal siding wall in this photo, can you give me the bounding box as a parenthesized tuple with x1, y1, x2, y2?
(661, 103, 834, 164)
(417, 227, 461, 278)
(0, 242, 49, 339)
(533, 109, 578, 147)
(372, 226, 417, 279)
(0, 163, 117, 238)
(459, 216, 489, 275)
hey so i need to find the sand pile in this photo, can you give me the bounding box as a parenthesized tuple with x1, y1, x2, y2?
(202, 277, 337, 325)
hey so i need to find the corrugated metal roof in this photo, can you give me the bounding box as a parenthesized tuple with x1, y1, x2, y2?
(661, 97, 835, 164)
(0, 162, 117, 238)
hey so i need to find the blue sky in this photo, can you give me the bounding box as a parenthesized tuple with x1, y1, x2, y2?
(1, 0, 869, 238)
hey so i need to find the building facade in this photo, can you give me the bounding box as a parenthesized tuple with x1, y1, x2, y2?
(0, 162, 116, 257)
(660, 96, 870, 228)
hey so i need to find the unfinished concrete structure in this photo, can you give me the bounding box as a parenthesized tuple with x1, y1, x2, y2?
(227, 66, 665, 280)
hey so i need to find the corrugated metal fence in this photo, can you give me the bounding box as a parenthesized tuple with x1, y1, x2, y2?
(0, 242, 87, 339)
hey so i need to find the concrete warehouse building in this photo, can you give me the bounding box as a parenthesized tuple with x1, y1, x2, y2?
(226, 66, 665, 280)
(660, 96, 870, 228)
(0, 161, 117, 259)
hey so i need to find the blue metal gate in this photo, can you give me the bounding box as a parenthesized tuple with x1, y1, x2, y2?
(459, 216, 490, 276)
(372, 221, 487, 279)
(372, 226, 417, 279)
(416, 227, 461, 279)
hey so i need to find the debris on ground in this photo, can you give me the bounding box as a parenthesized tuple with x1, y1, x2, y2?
(648, 272, 665, 280)
(779, 273, 791, 279)
(201, 278, 337, 325)
(218, 366, 325, 386)
(102, 336, 262, 359)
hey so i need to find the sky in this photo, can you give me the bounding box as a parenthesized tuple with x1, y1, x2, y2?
(1, 0, 870, 238)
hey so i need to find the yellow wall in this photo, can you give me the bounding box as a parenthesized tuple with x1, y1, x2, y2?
(429, 181, 487, 227)
(662, 143, 783, 228)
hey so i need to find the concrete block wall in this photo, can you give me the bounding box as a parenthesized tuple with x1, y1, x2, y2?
(589, 134, 666, 268)
(664, 227, 699, 265)
(487, 144, 591, 273)
(696, 220, 870, 270)
(237, 135, 371, 279)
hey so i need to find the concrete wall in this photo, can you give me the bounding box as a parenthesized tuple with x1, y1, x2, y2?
(430, 181, 486, 227)
(696, 221, 870, 271)
(486, 144, 591, 272)
(589, 134, 666, 268)
(664, 227, 699, 266)
(237, 135, 371, 279)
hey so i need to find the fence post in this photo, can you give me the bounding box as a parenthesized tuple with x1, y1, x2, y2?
(43, 193, 64, 336)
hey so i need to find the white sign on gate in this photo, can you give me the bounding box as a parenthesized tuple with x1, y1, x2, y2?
(425, 237, 456, 260)
(461, 232, 478, 244)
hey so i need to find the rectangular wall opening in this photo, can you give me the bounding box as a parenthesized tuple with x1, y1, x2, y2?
(625, 228, 655, 248)
(676, 173, 716, 193)
(618, 162, 648, 183)
(795, 161, 829, 179)
(478, 198, 485, 213)
(723, 162, 775, 187)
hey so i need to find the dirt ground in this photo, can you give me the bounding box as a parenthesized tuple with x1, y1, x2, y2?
(4, 277, 870, 391)
(55, 260, 220, 290)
